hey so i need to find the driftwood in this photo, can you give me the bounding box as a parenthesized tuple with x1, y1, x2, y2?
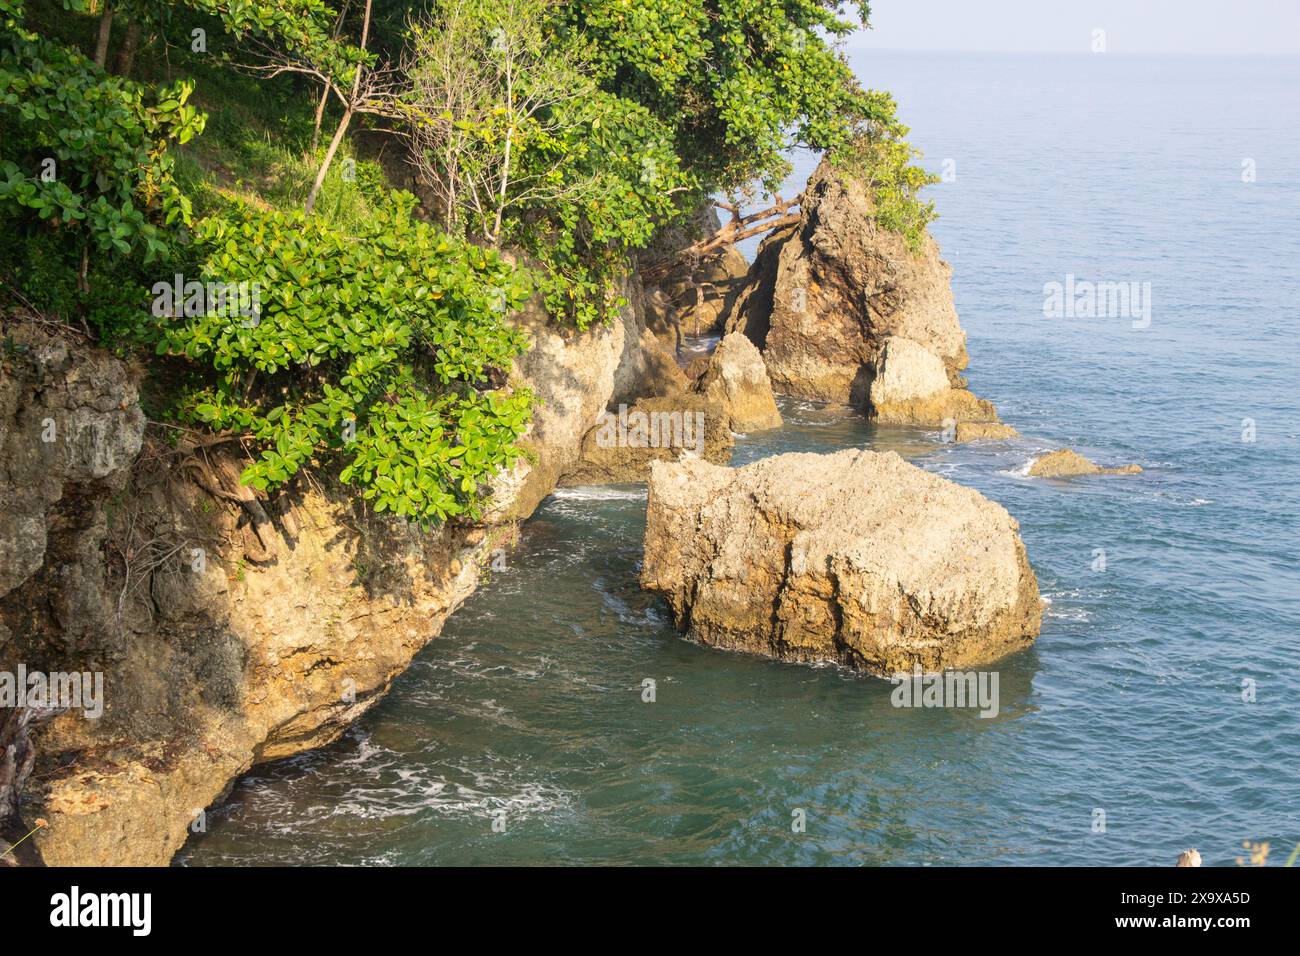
(640, 195, 803, 286)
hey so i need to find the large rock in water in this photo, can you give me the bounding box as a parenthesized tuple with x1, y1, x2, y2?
(724, 157, 984, 419)
(868, 336, 997, 426)
(694, 332, 783, 432)
(641, 449, 1041, 674)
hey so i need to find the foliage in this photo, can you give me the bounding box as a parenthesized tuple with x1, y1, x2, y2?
(0, 0, 205, 264)
(406, 0, 696, 328)
(160, 192, 534, 522)
(829, 91, 938, 250)
(558, 1, 875, 194)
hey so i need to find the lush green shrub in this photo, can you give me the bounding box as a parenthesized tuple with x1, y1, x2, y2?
(829, 92, 939, 251)
(560, 1, 875, 193)
(161, 192, 535, 523)
(405, 0, 695, 329)
(0, 0, 205, 263)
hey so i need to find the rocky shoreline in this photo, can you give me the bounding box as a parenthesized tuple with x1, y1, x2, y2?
(2, 159, 1140, 866)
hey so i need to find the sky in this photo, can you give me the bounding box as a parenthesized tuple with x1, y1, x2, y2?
(847, 0, 1300, 56)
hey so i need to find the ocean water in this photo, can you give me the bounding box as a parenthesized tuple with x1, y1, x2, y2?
(178, 52, 1300, 866)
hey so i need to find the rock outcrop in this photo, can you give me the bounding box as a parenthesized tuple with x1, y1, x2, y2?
(868, 336, 996, 426)
(693, 332, 782, 433)
(639, 203, 750, 352)
(0, 328, 145, 602)
(1, 293, 654, 865)
(724, 158, 969, 409)
(642, 449, 1041, 674)
(1028, 449, 1142, 478)
(955, 421, 1021, 443)
(482, 281, 681, 520)
(561, 394, 732, 485)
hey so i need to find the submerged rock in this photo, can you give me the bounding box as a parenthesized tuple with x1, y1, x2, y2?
(694, 333, 783, 432)
(641, 449, 1041, 674)
(1028, 449, 1142, 478)
(724, 157, 973, 410)
(955, 422, 1022, 443)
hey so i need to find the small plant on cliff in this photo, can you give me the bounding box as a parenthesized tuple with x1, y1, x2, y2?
(829, 92, 938, 252)
(160, 191, 534, 523)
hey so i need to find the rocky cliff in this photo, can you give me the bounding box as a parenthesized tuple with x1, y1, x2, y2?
(0, 292, 651, 865)
(723, 158, 997, 426)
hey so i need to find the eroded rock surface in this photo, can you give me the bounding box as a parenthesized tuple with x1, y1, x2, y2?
(641, 449, 1041, 674)
(562, 394, 732, 485)
(724, 157, 971, 409)
(1028, 449, 1142, 478)
(1, 301, 647, 866)
(868, 336, 996, 426)
(694, 332, 782, 433)
(955, 422, 1022, 443)
(0, 326, 145, 602)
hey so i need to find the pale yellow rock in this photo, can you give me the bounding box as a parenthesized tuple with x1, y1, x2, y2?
(867, 336, 998, 426)
(955, 421, 1022, 442)
(869, 336, 950, 407)
(1028, 448, 1142, 478)
(695, 332, 783, 432)
(642, 449, 1041, 675)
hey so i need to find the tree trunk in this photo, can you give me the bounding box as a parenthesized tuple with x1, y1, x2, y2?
(113, 20, 139, 76)
(310, 81, 331, 153)
(93, 2, 114, 68)
(0, 709, 48, 867)
(311, 1, 350, 153)
(305, 0, 371, 215)
(305, 107, 353, 215)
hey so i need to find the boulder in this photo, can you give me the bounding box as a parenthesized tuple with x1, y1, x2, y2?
(724, 157, 972, 409)
(694, 333, 783, 432)
(642, 449, 1041, 674)
(955, 422, 1021, 443)
(562, 394, 732, 485)
(867, 336, 997, 426)
(489, 278, 686, 520)
(1028, 449, 1142, 478)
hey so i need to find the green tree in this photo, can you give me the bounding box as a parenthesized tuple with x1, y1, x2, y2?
(161, 193, 535, 523)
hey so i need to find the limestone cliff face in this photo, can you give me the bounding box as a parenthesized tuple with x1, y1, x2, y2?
(724, 158, 995, 425)
(0, 298, 639, 865)
(641, 450, 1041, 675)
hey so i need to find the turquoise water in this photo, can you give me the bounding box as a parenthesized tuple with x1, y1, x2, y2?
(179, 53, 1300, 866)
